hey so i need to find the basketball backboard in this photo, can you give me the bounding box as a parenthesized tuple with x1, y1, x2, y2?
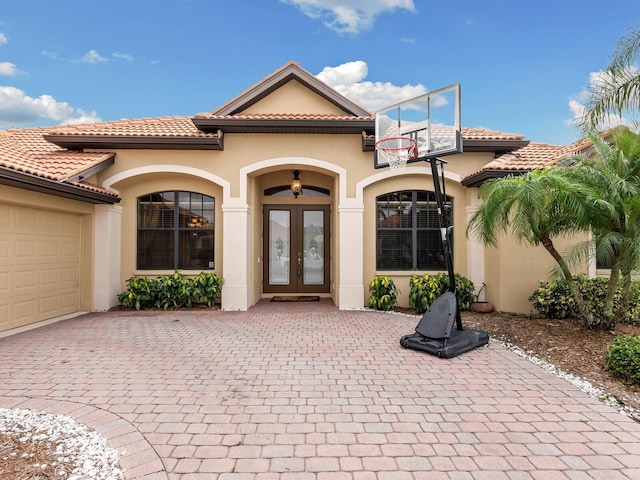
(374, 83, 462, 168)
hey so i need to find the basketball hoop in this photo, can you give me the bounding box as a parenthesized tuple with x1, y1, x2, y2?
(375, 136, 418, 170)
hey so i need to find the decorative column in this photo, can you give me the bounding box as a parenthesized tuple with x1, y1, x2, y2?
(93, 204, 122, 311)
(338, 200, 364, 309)
(221, 200, 252, 310)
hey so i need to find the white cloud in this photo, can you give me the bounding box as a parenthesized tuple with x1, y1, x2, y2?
(566, 67, 636, 129)
(44, 49, 133, 64)
(42, 50, 58, 60)
(112, 52, 134, 62)
(79, 49, 108, 64)
(0, 33, 7, 45)
(0, 62, 18, 76)
(316, 60, 428, 111)
(282, 0, 416, 34)
(0, 86, 101, 128)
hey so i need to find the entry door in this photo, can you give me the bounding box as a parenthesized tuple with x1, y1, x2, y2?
(264, 205, 330, 293)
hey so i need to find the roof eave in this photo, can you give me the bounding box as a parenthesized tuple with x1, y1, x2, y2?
(43, 134, 224, 151)
(461, 169, 528, 188)
(192, 117, 374, 135)
(462, 139, 530, 153)
(0, 166, 120, 204)
(65, 155, 115, 182)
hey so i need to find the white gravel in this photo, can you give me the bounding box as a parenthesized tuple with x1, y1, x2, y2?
(0, 407, 124, 479)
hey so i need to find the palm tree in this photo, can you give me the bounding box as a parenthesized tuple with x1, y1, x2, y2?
(466, 168, 592, 320)
(561, 128, 640, 327)
(582, 25, 640, 131)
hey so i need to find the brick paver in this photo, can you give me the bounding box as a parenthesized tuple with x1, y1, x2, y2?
(1, 299, 639, 479)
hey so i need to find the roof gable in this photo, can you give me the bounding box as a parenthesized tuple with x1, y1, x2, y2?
(209, 61, 371, 118)
(242, 80, 347, 116)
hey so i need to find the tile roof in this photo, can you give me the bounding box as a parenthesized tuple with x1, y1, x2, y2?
(460, 135, 603, 187)
(0, 115, 585, 197)
(460, 127, 525, 141)
(0, 127, 118, 199)
(49, 116, 218, 138)
(482, 142, 564, 171)
(0, 127, 113, 179)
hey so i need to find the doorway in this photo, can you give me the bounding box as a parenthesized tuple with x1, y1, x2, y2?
(263, 205, 330, 294)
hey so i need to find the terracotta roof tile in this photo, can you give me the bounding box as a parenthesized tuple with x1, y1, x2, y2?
(483, 142, 564, 171)
(51, 116, 218, 138)
(0, 128, 112, 179)
(460, 127, 525, 141)
(0, 127, 117, 198)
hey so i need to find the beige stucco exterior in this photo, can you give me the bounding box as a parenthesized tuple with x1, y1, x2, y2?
(0, 63, 595, 333)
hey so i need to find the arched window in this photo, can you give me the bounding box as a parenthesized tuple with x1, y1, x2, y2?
(376, 190, 452, 271)
(137, 191, 215, 270)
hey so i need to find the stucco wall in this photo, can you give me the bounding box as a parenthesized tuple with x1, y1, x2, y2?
(483, 232, 590, 314)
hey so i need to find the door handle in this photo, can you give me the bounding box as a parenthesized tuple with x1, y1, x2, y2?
(297, 252, 302, 276)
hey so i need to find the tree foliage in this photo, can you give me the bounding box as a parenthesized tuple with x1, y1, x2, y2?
(581, 25, 640, 132)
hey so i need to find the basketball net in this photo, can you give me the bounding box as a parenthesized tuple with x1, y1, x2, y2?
(375, 136, 418, 170)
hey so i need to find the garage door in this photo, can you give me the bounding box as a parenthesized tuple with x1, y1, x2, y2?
(0, 204, 82, 332)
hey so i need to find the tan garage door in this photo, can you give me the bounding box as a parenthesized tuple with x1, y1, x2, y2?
(0, 204, 82, 332)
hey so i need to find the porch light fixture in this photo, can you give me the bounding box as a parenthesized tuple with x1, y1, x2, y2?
(291, 170, 302, 198)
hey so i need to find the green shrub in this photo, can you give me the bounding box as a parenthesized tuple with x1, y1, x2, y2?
(117, 270, 224, 310)
(368, 276, 399, 311)
(409, 274, 443, 313)
(409, 272, 475, 314)
(155, 271, 193, 309)
(117, 276, 159, 310)
(604, 336, 640, 387)
(528, 279, 577, 319)
(192, 271, 225, 306)
(529, 276, 640, 324)
(440, 273, 476, 311)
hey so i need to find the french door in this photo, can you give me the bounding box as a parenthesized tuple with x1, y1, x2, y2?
(263, 205, 330, 294)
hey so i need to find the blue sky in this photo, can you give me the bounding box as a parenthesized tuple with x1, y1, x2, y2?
(0, 0, 637, 146)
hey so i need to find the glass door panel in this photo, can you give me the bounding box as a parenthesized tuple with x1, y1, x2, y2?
(303, 210, 324, 285)
(268, 210, 290, 285)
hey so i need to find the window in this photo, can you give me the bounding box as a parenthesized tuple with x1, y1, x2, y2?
(137, 191, 215, 270)
(376, 190, 452, 271)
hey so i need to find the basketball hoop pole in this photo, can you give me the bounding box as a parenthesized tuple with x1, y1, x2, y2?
(427, 156, 463, 331)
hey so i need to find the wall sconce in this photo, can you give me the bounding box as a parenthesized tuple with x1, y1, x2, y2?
(291, 170, 302, 198)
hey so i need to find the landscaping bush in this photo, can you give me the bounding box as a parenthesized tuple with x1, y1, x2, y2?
(117, 275, 159, 310)
(155, 271, 194, 309)
(192, 271, 225, 307)
(604, 336, 640, 387)
(368, 276, 399, 311)
(529, 276, 640, 324)
(117, 271, 224, 310)
(409, 273, 475, 314)
(528, 279, 577, 319)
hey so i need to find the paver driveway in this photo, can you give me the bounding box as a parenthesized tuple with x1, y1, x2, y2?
(1, 299, 639, 480)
